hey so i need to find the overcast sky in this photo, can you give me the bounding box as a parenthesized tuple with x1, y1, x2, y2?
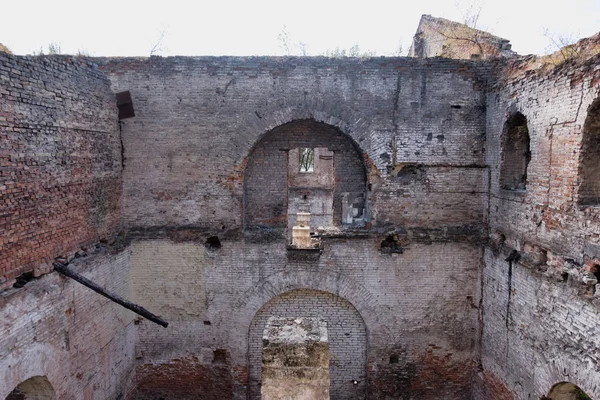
(1, 0, 599, 57)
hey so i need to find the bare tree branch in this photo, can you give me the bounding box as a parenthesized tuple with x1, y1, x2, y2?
(150, 29, 166, 56)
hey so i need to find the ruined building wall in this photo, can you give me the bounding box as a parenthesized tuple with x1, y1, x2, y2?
(99, 57, 489, 235)
(0, 250, 136, 400)
(0, 53, 122, 288)
(477, 58, 600, 399)
(99, 56, 490, 400)
(0, 54, 134, 399)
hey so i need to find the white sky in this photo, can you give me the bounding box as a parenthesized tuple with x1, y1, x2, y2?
(1, 0, 599, 57)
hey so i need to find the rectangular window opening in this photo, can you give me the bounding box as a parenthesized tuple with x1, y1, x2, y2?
(299, 148, 315, 173)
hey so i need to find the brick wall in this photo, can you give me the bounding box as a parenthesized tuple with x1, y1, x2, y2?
(480, 56, 600, 399)
(128, 239, 481, 399)
(0, 249, 136, 400)
(98, 56, 489, 235)
(0, 53, 122, 289)
(96, 56, 490, 399)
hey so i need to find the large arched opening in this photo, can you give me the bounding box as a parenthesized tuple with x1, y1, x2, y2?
(578, 97, 600, 206)
(5, 376, 56, 400)
(247, 289, 368, 400)
(243, 119, 368, 239)
(544, 382, 592, 400)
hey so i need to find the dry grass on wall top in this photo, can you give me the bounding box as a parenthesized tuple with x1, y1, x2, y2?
(0, 43, 11, 54)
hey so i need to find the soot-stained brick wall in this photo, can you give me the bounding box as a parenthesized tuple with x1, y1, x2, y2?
(479, 57, 600, 399)
(0, 53, 122, 289)
(128, 239, 481, 400)
(97, 56, 489, 399)
(0, 249, 136, 400)
(98, 56, 489, 236)
(248, 289, 367, 400)
(5, 46, 600, 400)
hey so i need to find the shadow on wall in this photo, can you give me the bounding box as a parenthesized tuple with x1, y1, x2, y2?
(5, 376, 56, 400)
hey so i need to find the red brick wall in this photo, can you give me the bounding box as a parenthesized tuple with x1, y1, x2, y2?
(135, 357, 233, 400)
(0, 54, 122, 288)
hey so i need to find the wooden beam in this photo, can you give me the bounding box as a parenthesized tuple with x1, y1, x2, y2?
(53, 262, 168, 328)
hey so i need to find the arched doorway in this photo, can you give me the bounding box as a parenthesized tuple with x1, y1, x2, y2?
(545, 382, 592, 400)
(248, 289, 368, 400)
(5, 376, 56, 400)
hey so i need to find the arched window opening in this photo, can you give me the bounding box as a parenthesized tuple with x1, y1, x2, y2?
(5, 376, 56, 400)
(244, 120, 367, 239)
(500, 112, 531, 191)
(578, 98, 600, 207)
(543, 382, 592, 400)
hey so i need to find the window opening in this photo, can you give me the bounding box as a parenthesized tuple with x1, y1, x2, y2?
(500, 112, 530, 191)
(299, 148, 315, 173)
(578, 98, 600, 206)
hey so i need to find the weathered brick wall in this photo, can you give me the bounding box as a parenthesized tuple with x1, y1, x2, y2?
(4, 47, 600, 400)
(0, 249, 136, 400)
(98, 56, 488, 235)
(128, 239, 481, 400)
(480, 57, 600, 399)
(97, 56, 490, 399)
(0, 53, 122, 289)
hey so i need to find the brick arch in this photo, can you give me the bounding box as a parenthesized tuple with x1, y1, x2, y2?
(243, 118, 369, 232)
(533, 357, 600, 400)
(545, 381, 594, 400)
(499, 111, 530, 191)
(238, 104, 375, 159)
(246, 288, 369, 400)
(231, 269, 380, 337)
(0, 344, 61, 399)
(5, 376, 56, 400)
(232, 103, 389, 173)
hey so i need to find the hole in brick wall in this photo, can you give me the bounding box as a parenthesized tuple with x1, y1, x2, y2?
(389, 355, 399, 364)
(591, 265, 600, 281)
(578, 98, 600, 206)
(299, 148, 315, 173)
(500, 112, 530, 191)
(561, 272, 569, 282)
(212, 349, 227, 364)
(451, 104, 462, 109)
(203, 320, 212, 325)
(205, 236, 221, 250)
(12, 271, 35, 289)
(380, 234, 404, 254)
